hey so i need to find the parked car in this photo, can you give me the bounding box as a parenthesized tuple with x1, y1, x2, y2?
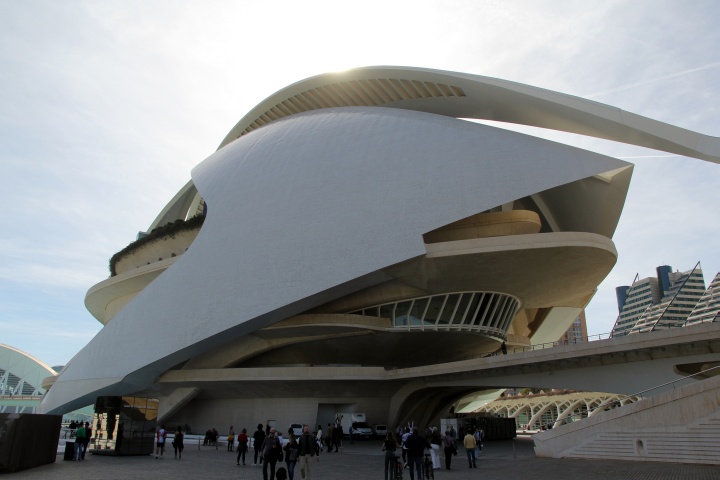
(374, 424, 388, 438)
(351, 421, 373, 438)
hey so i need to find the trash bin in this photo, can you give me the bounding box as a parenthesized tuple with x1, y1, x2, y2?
(64, 442, 75, 461)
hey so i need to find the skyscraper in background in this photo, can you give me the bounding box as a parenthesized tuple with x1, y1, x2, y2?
(612, 275, 660, 337)
(612, 263, 706, 336)
(685, 272, 720, 326)
(559, 311, 588, 344)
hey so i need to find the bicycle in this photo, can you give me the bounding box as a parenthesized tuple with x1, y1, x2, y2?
(422, 453, 434, 480)
(393, 454, 404, 480)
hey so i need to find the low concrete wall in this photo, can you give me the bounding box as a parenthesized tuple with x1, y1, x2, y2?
(0, 414, 62, 473)
(163, 395, 391, 439)
(533, 375, 720, 464)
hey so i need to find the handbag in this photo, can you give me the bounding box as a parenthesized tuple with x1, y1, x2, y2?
(451, 444, 458, 456)
(289, 448, 299, 462)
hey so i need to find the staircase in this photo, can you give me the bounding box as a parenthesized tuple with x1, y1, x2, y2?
(533, 375, 720, 465)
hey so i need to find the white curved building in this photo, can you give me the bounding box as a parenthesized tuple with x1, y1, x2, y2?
(0, 344, 56, 413)
(39, 67, 720, 430)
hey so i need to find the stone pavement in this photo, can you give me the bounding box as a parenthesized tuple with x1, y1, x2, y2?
(7, 436, 720, 479)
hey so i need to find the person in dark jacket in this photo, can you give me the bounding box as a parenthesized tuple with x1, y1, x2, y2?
(173, 426, 184, 459)
(404, 427, 430, 480)
(442, 430, 455, 470)
(283, 433, 300, 480)
(253, 423, 266, 466)
(262, 428, 282, 480)
(298, 426, 317, 480)
(81, 422, 92, 459)
(332, 424, 342, 452)
(382, 431, 400, 480)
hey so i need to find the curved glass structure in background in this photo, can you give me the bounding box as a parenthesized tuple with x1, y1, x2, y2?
(0, 344, 56, 414)
(0, 344, 55, 397)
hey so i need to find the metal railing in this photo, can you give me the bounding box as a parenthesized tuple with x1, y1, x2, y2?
(487, 319, 703, 358)
(58, 430, 263, 452)
(487, 332, 613, 357)
(531, 364, 720, 431)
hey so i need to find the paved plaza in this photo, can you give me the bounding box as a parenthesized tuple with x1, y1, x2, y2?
(7, 436, 720, 479)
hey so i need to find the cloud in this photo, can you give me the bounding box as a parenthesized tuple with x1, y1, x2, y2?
(584, 61, 720, 99)
(1, 0, 719, 362)
(0, 263, 102, 290)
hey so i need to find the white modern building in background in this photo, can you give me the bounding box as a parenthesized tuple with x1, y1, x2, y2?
(630, 264, 705, 334)
(0, 344, 55, 413)
(612, 275, 660, 336)
(0, 344, 55, 397)
(38, 67, 720, 433)
(0, 344, 94, 422)
(686, 272, 720, 326)
(612, 264, 720, 336)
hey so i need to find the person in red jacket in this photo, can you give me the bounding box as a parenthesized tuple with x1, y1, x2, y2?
(237, 428, 249, 465)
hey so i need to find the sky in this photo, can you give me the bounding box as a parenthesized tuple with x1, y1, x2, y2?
(1, 0, 719, 367)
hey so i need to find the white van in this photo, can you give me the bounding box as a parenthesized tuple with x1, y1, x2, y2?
(374, 424, 388, 438)
(351, 421, 373, 438)
(289, 424, 303, 436)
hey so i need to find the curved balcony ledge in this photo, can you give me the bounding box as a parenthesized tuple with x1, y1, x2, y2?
(320, 231, 617, 314)
(86, 256, 178, 325)
(113, 228, 199, 276)
(267, 312, 515, 339)
(423, 210, 541, 244)
(227, 313, 525, 368)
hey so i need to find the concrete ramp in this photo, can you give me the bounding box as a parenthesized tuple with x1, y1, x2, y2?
(533, 375, 720, 465)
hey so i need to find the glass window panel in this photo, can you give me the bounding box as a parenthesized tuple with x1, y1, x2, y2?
(496, 298, 513, 331)
(409, 298, 429, 325)
(454, 293, 473, 325)
(438, 294, 461, 325)
(501, 299, 519, 331)
(487, 295, 503, 328)
(424, 296, 446, 325)
(507, 298, 518, 327)
(379, 304, 394, 320)
(363, 307, 379, 317)
(477, 294, 494, 327)
(394, 301, 412, 326)
(465, 293, 484, 326)
(463, 293, 482, 326)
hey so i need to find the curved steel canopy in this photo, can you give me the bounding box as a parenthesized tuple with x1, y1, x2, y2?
(219, 66, 719, 163)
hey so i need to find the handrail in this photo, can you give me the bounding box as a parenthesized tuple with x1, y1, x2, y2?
(58, 429, 265, 450)
(535, 364, 720, 430)
(488, 318, 704, 357)
(484, 333, 611, 358)
(0, 394, 43, 400)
